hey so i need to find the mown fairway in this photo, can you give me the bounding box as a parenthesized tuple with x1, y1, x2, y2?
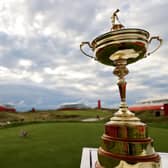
(0, 122, 103, 168)
(0, 122, 168, 168)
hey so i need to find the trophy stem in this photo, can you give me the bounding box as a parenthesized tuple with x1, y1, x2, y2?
(113, 59, 128, 103)
(112, 59, 138, 120)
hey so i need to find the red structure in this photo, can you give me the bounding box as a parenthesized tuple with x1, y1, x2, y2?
(0, 105, 16, 112)
(128, 104, 163, 112)
(128, 103, 168, 116)
(164, 104, 168, 116)
(128, 98, 168, 116)
(98, 100, 101, 109)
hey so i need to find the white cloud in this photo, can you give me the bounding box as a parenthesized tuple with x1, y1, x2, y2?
(30, 72, 44, 83)
(0, 0, 29, 36)
(18, 59, 33, 68)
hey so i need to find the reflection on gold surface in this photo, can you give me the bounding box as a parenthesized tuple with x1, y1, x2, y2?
(109, 49, 139, 61)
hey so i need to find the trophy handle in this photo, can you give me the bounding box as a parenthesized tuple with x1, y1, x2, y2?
(147, 36, 163, 56)
(80, 42, 96, 60)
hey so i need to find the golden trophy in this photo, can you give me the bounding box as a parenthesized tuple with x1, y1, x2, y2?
(80, 9, 162, 168)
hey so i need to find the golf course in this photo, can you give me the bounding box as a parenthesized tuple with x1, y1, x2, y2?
(0, 109, 168, 168)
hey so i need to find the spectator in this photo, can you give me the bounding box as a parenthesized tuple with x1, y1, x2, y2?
(20, 130, 28, 137)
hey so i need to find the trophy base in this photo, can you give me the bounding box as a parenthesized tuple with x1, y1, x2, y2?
(97, 107, 161, 168)
(95, 160, 161, 168)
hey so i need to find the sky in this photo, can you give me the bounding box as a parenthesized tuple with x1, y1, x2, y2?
(0, 0, 167, 111)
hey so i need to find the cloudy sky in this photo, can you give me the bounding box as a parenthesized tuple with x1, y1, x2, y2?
(0, 0, 167, 111)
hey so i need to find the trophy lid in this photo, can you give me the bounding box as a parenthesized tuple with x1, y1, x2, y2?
(90, 10, 152, 66)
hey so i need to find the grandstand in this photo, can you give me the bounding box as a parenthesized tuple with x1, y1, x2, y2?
(57, 102, 89, 110)
(129, 97, 168, 116)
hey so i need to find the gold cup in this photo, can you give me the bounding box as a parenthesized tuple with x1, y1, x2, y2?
(80, 9, 162, 168)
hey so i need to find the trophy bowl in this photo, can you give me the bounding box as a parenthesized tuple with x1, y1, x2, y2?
(91, 28, 149, 66)
(80, 29, 162, 66)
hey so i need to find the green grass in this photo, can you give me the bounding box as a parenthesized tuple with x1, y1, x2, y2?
(0, 122, 103, 168)
(148, 126, 168, 152)
(0, 122, 168, 168)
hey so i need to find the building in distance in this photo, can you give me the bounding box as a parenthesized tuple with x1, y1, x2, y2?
(57, 102, 89, 110)
(129, 97, 168, 116)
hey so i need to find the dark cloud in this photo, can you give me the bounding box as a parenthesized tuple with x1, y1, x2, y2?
(0, 83, 82, 111)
